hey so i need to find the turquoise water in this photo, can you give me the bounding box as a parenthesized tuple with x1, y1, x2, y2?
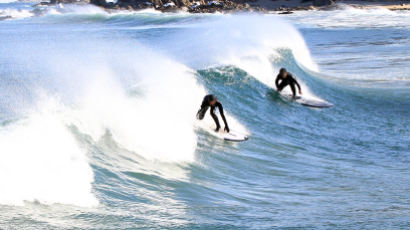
(0, 2, 409, 229)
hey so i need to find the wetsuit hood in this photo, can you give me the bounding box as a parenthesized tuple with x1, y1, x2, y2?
(207, 94, 217, 103)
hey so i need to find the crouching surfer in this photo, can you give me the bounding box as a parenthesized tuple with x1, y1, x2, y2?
(275, 68, 302, 99)
(196, 94, 230, 133)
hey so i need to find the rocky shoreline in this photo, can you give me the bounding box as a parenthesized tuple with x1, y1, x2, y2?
(35, 0, 335, 13)
(35, 0, 410, 13)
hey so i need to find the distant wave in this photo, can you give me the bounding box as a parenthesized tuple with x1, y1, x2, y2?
(0, 7, 32, 19)
(0, 0, 18, 3)
(287, 5, 410, 29)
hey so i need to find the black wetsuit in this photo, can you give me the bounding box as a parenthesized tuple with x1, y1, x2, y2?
(275, 73, 301, 97)
(196, 94, 229, 132)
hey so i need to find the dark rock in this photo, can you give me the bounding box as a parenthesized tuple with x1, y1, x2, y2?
(0, 15, 12, 21)
(313, 0, 333, 6)
(278, 10, 293, 14)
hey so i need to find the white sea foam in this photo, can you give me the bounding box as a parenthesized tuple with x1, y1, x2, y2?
(0, 0, 18, 3)
(0, 7, 33, 19)
(68, 56, 206, 163)
(286, 5, 410, 29)
(0, 98, 98, 207)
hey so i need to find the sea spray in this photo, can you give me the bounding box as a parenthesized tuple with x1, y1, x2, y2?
(0, 97, 97, 207)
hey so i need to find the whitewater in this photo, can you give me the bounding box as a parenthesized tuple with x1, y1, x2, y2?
(0, 2, 409, 229)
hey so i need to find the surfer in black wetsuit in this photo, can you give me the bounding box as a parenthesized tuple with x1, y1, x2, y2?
(275, 68, 302, 99)
(197, 94, 230, 133)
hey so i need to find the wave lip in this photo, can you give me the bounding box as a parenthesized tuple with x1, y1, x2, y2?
(0, 100, 98, 207)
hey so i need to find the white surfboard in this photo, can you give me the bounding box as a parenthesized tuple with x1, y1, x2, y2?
(198, 125, 249, 142)
(222, 131, 248, 142)
(195, 108, 249, 142)
(295, 97, 333, 108)
(282, 94, 333, 108)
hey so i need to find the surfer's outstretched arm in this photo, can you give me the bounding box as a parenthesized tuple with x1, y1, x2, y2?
(216, 102, 230, 133)
(210, 106, 221, 132)
(275, 74, 281, 90)
(294, 78, 302, 94)
(197, 95, 211, 120)
(196, 106, 209, 120)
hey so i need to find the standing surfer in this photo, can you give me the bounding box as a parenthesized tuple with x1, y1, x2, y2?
(275, 68, 302, 99)
(197, 94, 230, 133)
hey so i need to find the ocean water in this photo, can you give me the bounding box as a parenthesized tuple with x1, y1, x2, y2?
(0, 2, 409, 229)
